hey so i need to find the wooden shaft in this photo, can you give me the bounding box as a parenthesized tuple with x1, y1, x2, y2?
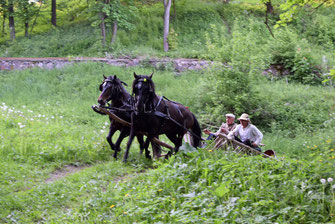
(217, 133, 273, 158)
(94, 105, 174, 150)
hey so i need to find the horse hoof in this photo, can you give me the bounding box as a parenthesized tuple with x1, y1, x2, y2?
(146, 155, 152, 160)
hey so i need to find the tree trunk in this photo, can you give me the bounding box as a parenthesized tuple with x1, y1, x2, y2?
(172, 0, 176, 20)
(24, 4, 29, 37)
(100, 13, 106, 47)
(25, 22, 29, 37)
(265, 1, 274, 14)
(163, 0, 172, 52)
(8, 0, 15, 40)
(51, 0, 56, 26)
(31, 0, 43, 33)
(2, 12, 6, 36)
(111, 21, 118, 44)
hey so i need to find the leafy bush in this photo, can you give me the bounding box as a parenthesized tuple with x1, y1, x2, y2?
(268, 28, 323, 85)
(294, 7, 335, 48)
(254, 78, 335, 134)
(199, 66, 260, 125)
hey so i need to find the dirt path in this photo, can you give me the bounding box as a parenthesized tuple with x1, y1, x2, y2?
(45, 165, 89, 183)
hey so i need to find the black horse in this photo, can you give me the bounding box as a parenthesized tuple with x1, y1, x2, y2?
(123, 72, 202, 162)
(97, 75, 153, 159)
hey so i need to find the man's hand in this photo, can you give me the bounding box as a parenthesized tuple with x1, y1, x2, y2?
(221, 127, 228, 134)
(203, 129, 211, 135)
(252, 142, 258, 147)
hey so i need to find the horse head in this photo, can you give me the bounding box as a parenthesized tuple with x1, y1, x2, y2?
(132, 72, 155, 113)
(97, 75, 128, 106)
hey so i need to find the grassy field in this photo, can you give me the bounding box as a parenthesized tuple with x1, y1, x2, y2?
(0, 63, 335, 222)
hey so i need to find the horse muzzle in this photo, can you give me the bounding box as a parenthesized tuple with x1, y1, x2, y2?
(98, 98, 106, 106)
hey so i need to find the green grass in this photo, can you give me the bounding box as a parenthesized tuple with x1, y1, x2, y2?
(1, 63, 335, 223)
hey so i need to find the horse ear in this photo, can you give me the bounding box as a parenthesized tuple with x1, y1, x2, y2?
(113, 75, 116, 79)
(121, 81, 128, 86)
(103, 75, 107, 79)
(134, 72, 138, 79)
(149, 72, 154, 79)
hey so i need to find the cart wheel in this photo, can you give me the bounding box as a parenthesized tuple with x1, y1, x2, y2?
(264, 149, 276, 158)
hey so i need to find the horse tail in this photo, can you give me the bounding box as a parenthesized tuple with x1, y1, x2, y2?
(190, 114, 202, 148)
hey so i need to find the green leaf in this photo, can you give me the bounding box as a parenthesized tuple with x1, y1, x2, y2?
(215, 184, 229, 197)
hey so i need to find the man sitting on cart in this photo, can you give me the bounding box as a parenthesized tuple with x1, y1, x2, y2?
(227, 113, 263, 152)
(203, 113, 237, 149)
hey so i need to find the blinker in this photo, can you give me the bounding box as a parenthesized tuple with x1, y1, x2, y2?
(144, 78, 147, 82)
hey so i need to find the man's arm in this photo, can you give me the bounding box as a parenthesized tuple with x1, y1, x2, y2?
(214, 123, 227, 135)
(251, 125, 263, 145)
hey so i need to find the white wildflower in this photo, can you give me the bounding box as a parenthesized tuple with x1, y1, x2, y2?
(301, 182, 306, 190)
(320, 179, 326, 184)
(328, 178, 334, 183)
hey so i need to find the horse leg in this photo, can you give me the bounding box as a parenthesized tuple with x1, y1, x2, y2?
(124, 114, 136, 163)
(136, 134, 151, 159)
(106, 123, 117, 151)
(113, 128, 128, 159)
(173, 134, 184, 154)
(136, 134, 145, 155)
(114, 128, 128, 152)
(166, 133, 179, 156)
(143, 135, 153, 159)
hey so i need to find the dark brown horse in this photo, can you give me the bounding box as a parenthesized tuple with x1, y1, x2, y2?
(123, 72, 202, 162)
(97, 75, 153, 159)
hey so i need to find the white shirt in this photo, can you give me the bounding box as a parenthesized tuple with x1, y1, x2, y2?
(228, 123, 263, 145)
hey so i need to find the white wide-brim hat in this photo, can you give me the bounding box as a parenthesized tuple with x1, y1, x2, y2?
(238, 113, 250, 122)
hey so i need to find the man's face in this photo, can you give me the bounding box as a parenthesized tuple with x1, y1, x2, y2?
(240, 120, 249, 127)
(226, 116, 235, 124)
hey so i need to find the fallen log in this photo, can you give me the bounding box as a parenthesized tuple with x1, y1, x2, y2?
(92, 105, 174, 151)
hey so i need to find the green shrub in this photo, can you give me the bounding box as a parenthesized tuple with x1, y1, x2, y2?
(268, 28, 323, 85)
(254, 79, 335, 134)
(199, 66, 260, 125)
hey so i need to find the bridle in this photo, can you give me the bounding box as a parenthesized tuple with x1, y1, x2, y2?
(99, 77, 133, 111)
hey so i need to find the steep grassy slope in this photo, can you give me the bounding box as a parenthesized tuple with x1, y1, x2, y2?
(0, 63, 334, 222)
